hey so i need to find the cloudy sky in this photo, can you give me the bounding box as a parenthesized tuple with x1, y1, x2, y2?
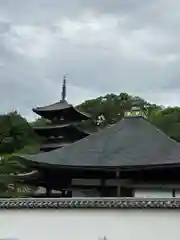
(0, 0, 180, 120)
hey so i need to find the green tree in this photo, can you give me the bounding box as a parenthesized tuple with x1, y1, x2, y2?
(78, 92, 162, 128)
(0, 156, 29, 197)
(0, 111, 38, 154)
(30, 117, 50, 127)
(151, 107, 180, 142)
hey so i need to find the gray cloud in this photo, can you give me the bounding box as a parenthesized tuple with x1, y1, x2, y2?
(0, 0, 158, 23)
(0, 0, 180, 120)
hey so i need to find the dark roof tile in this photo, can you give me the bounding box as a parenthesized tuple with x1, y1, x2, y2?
(22, 116, 180, 168)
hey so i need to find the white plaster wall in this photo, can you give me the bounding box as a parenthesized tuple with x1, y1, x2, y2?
(134, 189, 173, 197)
(0, 208, 180, 240)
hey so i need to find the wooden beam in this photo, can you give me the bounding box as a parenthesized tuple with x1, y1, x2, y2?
(100, 178, 106, 197)
(116, 169, 121, 197)
(45, 187, 51, 197)
(71, 178, 132, 186)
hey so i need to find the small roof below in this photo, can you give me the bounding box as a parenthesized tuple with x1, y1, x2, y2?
(33, 124, 90, 138)
(33, 123, 76, 130)
(33, 100, 90, 120)
(20, 116, 180, 169)
(40, 142, 70, 150)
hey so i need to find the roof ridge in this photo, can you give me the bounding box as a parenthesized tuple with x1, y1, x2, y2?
(137, 116, 180, 145)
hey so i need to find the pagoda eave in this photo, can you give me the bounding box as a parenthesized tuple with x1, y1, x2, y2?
(40, 143, 70, 152)
(32, 104, 90, 121)
(33, 123, 72, 130)
(33, 125, 89, 138)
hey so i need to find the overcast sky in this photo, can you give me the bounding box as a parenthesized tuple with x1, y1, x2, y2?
(0, 0, 180, 120)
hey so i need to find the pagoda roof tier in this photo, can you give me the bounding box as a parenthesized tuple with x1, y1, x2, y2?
(33, 124, 89, 138)
(20, 116, 180, 170)
(42, 136, 71, 144)
(40, 142, 70, 152)
(32, 100, 90, 121)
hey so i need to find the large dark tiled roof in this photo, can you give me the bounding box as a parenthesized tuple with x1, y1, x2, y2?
(22, 116, 180, 168)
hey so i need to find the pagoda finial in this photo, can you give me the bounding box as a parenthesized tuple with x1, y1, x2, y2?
(61, 75, 66, 101)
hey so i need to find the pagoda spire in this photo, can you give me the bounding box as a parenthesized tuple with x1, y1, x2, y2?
(61, 75, 66, 101)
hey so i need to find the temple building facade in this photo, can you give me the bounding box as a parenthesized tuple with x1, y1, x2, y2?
(14, 103, 180, 198)
(32, 77, 91, 152)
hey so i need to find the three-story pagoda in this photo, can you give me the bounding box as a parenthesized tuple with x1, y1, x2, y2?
(32, 77, 91, 152)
